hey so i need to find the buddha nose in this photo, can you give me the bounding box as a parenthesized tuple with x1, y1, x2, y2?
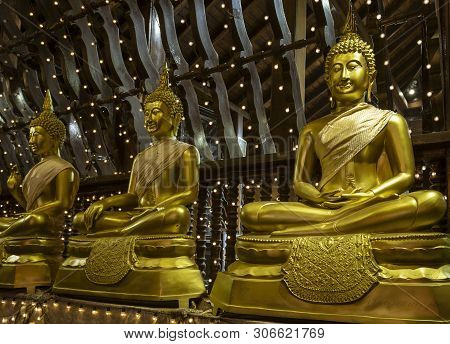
(341, 67, 350, 79)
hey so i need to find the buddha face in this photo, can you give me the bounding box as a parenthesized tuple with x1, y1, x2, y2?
(29, 126, 56, 156)
(144, 101, 175, 138)
(327, 52, 371, 106)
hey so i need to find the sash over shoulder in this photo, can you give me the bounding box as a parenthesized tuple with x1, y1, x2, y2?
(318, 103, 394, 190)
(22, 155, 79, 212)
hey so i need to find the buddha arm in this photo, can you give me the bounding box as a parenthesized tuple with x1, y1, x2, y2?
(293, 127, 326, 203)
(30, 169, 76, 216)
(99, 193, 139, 210)
(155, 146, 200, 208)
(98, 171, 139, 210)
(10, 188, 26, 210)
(370, 114, 414, 197)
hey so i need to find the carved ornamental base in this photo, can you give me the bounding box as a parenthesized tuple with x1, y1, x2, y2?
(0, 237, 63, 293)
(210, 272, 449, 323)
(210, 232, 450, 323)
(53, 235, 206, 308)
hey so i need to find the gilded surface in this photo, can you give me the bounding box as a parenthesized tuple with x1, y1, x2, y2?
(282, 234, 379, 303)
(0, 90, 79, 238)
(73, 65, 199, 237)
(318, 102, 393, 189)
(85, 236, 137, 285)
(238, 1, 446, 237)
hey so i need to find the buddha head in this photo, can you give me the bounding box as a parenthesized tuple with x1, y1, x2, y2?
(144, 65, 183, 139)
(325, 3, 376, 108)
(29, 90, 66, 156)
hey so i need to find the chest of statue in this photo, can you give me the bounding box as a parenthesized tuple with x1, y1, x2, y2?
(27, 178, 57, 210)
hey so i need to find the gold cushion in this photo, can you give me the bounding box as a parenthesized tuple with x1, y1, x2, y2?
(67, 234, 196, 259)
(236, 232, 450, 268)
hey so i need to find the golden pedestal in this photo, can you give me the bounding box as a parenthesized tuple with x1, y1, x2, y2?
(53, 235, 205, 308)
(210, 232, 450, 323)
(0, 237, 63, 293)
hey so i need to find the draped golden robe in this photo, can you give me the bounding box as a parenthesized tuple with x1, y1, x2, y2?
(131, 138, 191, 200)
(318, 103, 394, 191)
(22, 156, 79, 225)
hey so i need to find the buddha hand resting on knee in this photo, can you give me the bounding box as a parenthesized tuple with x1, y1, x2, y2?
(73, 66, 199, 237)
(240, 12, 446, 236)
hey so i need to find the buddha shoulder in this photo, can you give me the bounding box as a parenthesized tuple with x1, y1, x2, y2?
(181, 144, 200, 165)
(298, 117, 330, 138)
(385, 112, 410, 135)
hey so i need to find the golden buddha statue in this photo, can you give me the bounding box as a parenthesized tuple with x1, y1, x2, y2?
(240, 21, 445, 236)
(0, 90, 79, 292)
(72, 69, 198, 237)
(210, 6, 450, 323)
(53, 67, 205, 307)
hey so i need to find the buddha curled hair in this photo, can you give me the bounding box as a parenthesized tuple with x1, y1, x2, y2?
(325, 3, 376, 83)
(145, 65, 183, 134)
(30, 90, 66, 147)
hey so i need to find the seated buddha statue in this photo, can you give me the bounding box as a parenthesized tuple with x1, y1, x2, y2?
(0, 90, 79, 291)
(72, 69, 199, 237)
(0, 90, 79, 238)
(240, 19, 446, 237)
(53, 67, 205, 307)
(210, 5, 449, 322)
